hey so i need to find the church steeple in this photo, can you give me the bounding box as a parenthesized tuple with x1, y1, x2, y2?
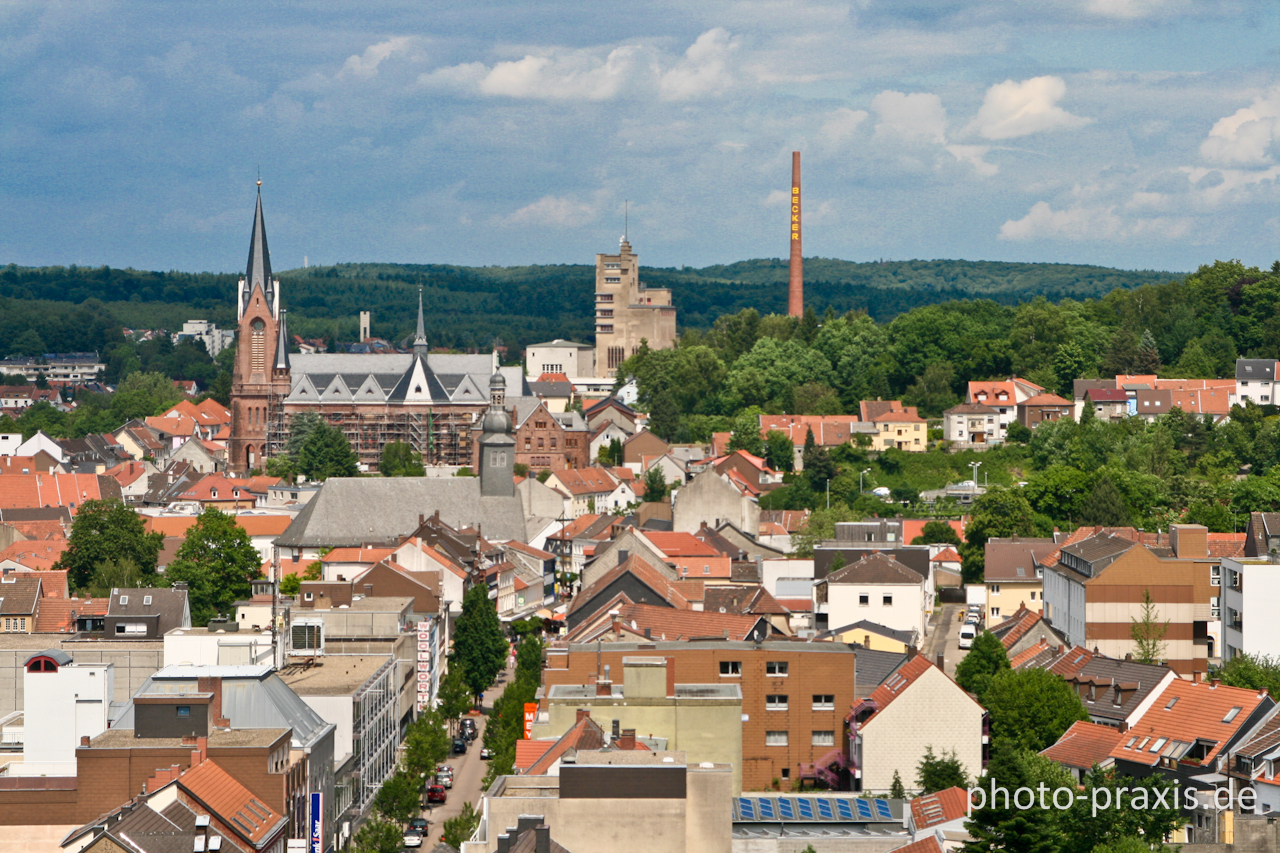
(242, 182, 277, 318)
(412, 285, 429, 359)
(275, 309, 291, 371)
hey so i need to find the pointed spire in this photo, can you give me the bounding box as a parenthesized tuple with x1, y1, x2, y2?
(275, 309, 291, 371)
(412, 285, 429, 359)
(244, 184, 275, 315)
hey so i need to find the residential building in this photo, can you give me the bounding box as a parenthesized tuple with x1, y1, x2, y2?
(175, 319, 236, 359)
(1061, 656, 1177, 729)
(526, 339, 595, 381)
(865, 407, 928, 452)
(848, 654, 986, 793)
(966, 377, 1042, 441)
(512, 399, 590, 471)
(593, 239, 677, 378)
(583, 398, 640, 437)
(988, 605, 1068, 662)
(941, 402, 999, 447)
(1082, 387, 1130, 421)
(1041, 526, 1218, 676)
(983, 536, 1057, 623)
(530, 656, 744, 792)
(566, 555, 694, 631)
(104, 586, 192, 639)
(905, 787, 970, 839)
(463, 750, 731, 853)
(544, 514, 625, 581)
(818, 619, 914, 653)
(10, 650, 112, 776)
(672, 468, 760, 536)
(1017, 393, 1074, 429)
(815, 553, 927, 646)
(1227, 713, 1280, 813)
(542, 639, 859, 791)
(0, 575, 40, 633)
(565, 602, 773, 645)
(1040, 720, 1124, 782)
(1222, 556, 1278, 661)
(1236, 358, 1279, 406)
(0, 354, 104, 384)
(543, 468, 619, 519)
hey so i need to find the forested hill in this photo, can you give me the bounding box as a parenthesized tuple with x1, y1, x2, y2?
(0, 258, 1177, 358)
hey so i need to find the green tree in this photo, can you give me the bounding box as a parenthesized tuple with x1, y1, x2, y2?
(442, 802, 481, 849)
(648, 390, 681, 442)
(1134, 328, 1162, 374)
(911, 519, 963, 547)
(963, 743, 1062, 853)
(889, 769, 907, 799)
(110, 371, 186, 422)
(763, 429, 795, 472)
(402, 709, 451, 783)
(642, 466, 668, 503)
(372, 770, 420, 824)
(298, 421, 359, 480)
(1059, 765, 1182, 853)
(55, 499, 164, 591)
(349, 818, 402, 853)
(1078, 473, 1132, 527)
(1130, 589, 1168, 664)
(727, 408, 765, 457)
(163, 508, 264, 625)
(983, 668, 1089, 752)
(903, 361, 960, 418)
(380, 440, 425, 477)
(1052, 340, 1089, 396)
(954, 631, 1010, 702)
(437, 661, 476, 726)
(960, 488, 1051, 584)
(278, 573, 302, 596)
(916, 746, 969, 793)
(84, 557, 152, 599)
(1214, 652, 1280, 699)
(453, 583, 508, 700)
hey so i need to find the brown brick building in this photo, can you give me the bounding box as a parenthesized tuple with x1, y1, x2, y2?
(511, 398, 590, 471)
(543, 639, 859, 791)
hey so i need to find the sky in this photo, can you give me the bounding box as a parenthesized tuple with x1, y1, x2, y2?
(3, 1, 1280, 276)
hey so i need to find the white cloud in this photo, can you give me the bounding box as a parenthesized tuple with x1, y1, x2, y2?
(1081, 0, 1189, 19)
(871, 91, 947, 143)
(658, 28, 740, 101)
(499, 195, 599, 228)
(999, 200, 1192, 242)
(1200, 90, 1280, 165)
(818, 107, 869, 147)
(946, 144, 998, 177)
(337, 37, 424, 81)
(479, 45, 648, 100)
(966, 76, 1090, 140)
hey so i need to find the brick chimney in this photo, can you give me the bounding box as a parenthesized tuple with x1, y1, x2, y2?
(197, 677, 230, 727)
(666, 657, 676, 698)
(575, 709, 591, 724)
(618, 729, 636, 750)
(80, 735, 91, 747)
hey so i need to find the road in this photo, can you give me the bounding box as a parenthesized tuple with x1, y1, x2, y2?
(925, 604, 965, 677)
(419, 663, 514, 840)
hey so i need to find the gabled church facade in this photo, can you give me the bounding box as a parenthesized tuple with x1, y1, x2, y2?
(229, 187, 527, 473)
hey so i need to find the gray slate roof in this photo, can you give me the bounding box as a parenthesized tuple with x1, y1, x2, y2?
(108, 587, 190, 633)
(115, 664, 333, 750)
(275, 477, 528, 548)
(853, 648, 910, 698)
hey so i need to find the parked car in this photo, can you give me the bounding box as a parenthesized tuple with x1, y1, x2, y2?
(451, 737, 468, 755)
(480, 747, 493, 760)
(408, 818, 429, 833)
(461, 719, 478, 741)
(403, 829, 423, 848)
(427, 785, 447, 805)
(436, 769, 453, 789)
(959, 623, 977, 649)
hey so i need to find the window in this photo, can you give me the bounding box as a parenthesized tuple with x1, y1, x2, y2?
(1211, 566, 1221, 587)
(812, 730, 835, 747)
(780, 768, 790, 780)
(1165, 697, 1179, 710)
(991, 607, 1001, 618)
(813, 695, 835, 710)
(989, 584, 1000, 594)
(143, 595, 152, 606)
(177, 706, 191, 718)
(766, 731, 788, 747)
(304, 592, 314, 601)
(1211, 596, 1220, 618)
(719, 661, 741, 676)
(703, 564, 710, 574)
(766, 695, 788, 710)
(1030, 592, 1037, 601)
(766, 661, 789, 676)
(882, 595, 893, 606)
(115, 623, 146, 635)
(858, 594, 869, 606)
(119, 595, 129, 605)
(1150, 737, 1168, 753)
(1224, 707, 1242, 723)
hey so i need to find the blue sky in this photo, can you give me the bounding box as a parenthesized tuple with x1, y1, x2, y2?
(3, 0, 1280, 275)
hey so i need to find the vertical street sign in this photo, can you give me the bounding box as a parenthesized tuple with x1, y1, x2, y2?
(523, 702, 537, 739)
(310, 792, 323, 853)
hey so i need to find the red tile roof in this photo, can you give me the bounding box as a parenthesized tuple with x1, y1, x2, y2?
(322, 546, 396, 564)
(179, 760, 286, 846)
(931, 547, 961, 562)
(1020, 393, 1072, 407)
(0, 539, 69, 570)
(865, 654, 935, 720)
(0, 456, 61, 475)
(889, 837, 943, 853)
(901, 518, 966, 545)
(909, 786, 970, 830)
(642, 530, 723, 558)
(1009, 639, 1053, 669)
(0, 473, 117, 514)
(1110, 678, 1270, 767)
(104, 460, 150, 488)
(514, 739, 556, 772)
(144, 515, 292, 538)
(505, 540, 555, 560)
(1207, 533, 1246, 559)
(33, 594, 108, 633)
(525, 714, 606, 776)
(1041, 720, 1125, 770)
(990, 605, 1046, 650)
(550, 468, 619, 496)
(1047, 646, 1096, 678)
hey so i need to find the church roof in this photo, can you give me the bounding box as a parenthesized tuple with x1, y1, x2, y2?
(285, 357, 527, 405)
(244, 185, 275, 315)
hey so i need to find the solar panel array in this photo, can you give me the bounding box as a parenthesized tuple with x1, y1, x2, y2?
(734, 796, 898, 823)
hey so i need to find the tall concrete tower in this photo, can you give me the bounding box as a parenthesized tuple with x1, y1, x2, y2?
(788, 151, 803, 318)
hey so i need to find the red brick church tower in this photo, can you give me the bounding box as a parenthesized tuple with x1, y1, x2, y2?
(229, 182, 291, 472)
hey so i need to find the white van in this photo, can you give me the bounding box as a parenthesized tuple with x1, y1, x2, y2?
(959, 623, 977, 649)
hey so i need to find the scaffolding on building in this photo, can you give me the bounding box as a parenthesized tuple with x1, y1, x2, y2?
(264, 403, 483, 471)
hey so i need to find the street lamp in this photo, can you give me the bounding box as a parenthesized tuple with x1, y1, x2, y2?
(860, 468, 871, 494)
(969, 461, 982, 495)
(826, 478, 831, 510)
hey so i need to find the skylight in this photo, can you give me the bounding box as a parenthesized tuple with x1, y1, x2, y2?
(1150, 737, 1168, 753)
(1165, 697, 1178, 710)
(1224, 707, 1242, 724)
